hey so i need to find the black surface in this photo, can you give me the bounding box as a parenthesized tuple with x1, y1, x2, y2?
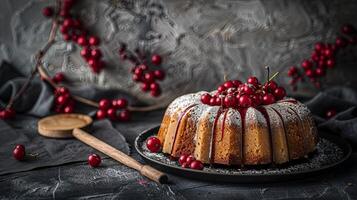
(1, 110, 357, 199)
(135, 126, 352, 183)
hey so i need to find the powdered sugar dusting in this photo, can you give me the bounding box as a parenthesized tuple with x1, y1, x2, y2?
(245, 107, 267, 127)
(225, 108, 242, 126)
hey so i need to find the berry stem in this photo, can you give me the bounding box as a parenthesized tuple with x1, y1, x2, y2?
(6, 4, 60, 110)
(268, 71, 280, 82)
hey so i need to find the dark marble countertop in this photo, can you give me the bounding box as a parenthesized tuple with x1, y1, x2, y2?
(1, 110, 356, 200)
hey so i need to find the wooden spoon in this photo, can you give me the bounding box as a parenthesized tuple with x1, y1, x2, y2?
(38, 113, 168, 184)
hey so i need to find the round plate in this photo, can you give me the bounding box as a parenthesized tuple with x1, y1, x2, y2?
(135, 126, 352, 183)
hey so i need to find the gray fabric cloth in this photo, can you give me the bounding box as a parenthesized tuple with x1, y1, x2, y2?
(306, 87, 357, 146)
(0, 61, 131, 175)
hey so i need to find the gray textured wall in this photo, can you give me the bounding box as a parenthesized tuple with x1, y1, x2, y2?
(1, 0, 357, 104)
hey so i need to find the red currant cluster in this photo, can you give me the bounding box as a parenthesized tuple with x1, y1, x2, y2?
(54, 87, 75, 113)
(201, 76, 286, 108)
(43, 0, 105, 73)
(118, 44, 165, 97)
(288, 24, 357, 90)
(0, 108, 15, 120)
(178, 154, 204, 170)
(96, 98, 130, 121)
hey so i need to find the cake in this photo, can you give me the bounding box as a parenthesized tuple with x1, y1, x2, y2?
(156, 77, 318, 166)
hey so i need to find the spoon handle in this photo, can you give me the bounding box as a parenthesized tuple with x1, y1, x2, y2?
(73, 128, 168, 184)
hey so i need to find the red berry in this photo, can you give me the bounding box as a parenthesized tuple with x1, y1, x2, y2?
(262, 93, 276, 105)
(305, 69, 315, 78)
(141, 83, 150, 92)
(301, 60, 313, 70)
(62, 33, 71, 41)
(0, 108, 16, 119)
(118, 109, 130, 121)
(132, 74, 141, 82)
(210, 97, 221, 106)
(274, 87, 286, 100)
(99, 99, 111, 110)
(341, 24, 354, 35)
(144, 72, 155, 83)
(134, 68, 143, 76)
(80, 47, 91, 58)
(115, 98, 127, 109)
(96, 110, 106, 119)
(239, 95, 252, 107)
(56, 87, 69, 95)
(267, 81, 278, 91)
(315, 68, 325, 77)
(59, 9, 69, 17)
(201, 93, 212, 104)
(88, 36, 100, 46)
(318, 60, 326, 68)
(185, 155, 195, 165)
(151, 54, 162, 65)
(139, 64, 148, 70)
(63, 18, 73, 27)
(88, 154, 101, 167)
(13, 145, 25, 161)
(179, 154, 189, 165)
(56, 95, 69, 105)
(287, 66, 298, 77)
(146, 137, 161, 153)
(42, 6, 54, 17)
(190, 160, 204, 170)
(63, 105, 74, 113)
(314, 42, 325, 52)
(150, 87, 161, 97)
(150, 82, 159, 91)
(336, 36, 347, 48)
(326, 59, 335, 68)
(154, 70, 165, 80)
(217, 85, 226, 93)
(243, 84, 254, 95)
(251, 93, 263, 106)
(232, 80, 242, 87)
(107, 108, 117, 120)
(326, 108, 337, 119)
(224, 95, 237, 107)
(91, 48, 102, 59)
(181, 162, 190, 168)
(77, 36, 87, 46)
(247, 76, 259, 85)
(324, 49, 334, 58)
(311, 52, 319, 62)
(53, 72, 65, 83)
(60, 25, 69, 34)
(15, 144, 25, 151)
(223, 81, 234, 88)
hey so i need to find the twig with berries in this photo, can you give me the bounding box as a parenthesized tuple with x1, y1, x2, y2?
(118, 44, 165, 97)
(287, 24, 357, 91)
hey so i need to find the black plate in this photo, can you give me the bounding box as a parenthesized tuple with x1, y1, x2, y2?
(135, 126, 352, 183)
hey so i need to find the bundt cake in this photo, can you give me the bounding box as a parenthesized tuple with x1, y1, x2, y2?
(157, 77, 318, 166)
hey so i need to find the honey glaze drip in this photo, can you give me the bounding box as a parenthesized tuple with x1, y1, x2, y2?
(270, 106, 291, 161)
(237, 107, 248, 167)
(257, 106, 275, 164)
(208, 107, 225, 164)
(170, 104, 198, 154)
